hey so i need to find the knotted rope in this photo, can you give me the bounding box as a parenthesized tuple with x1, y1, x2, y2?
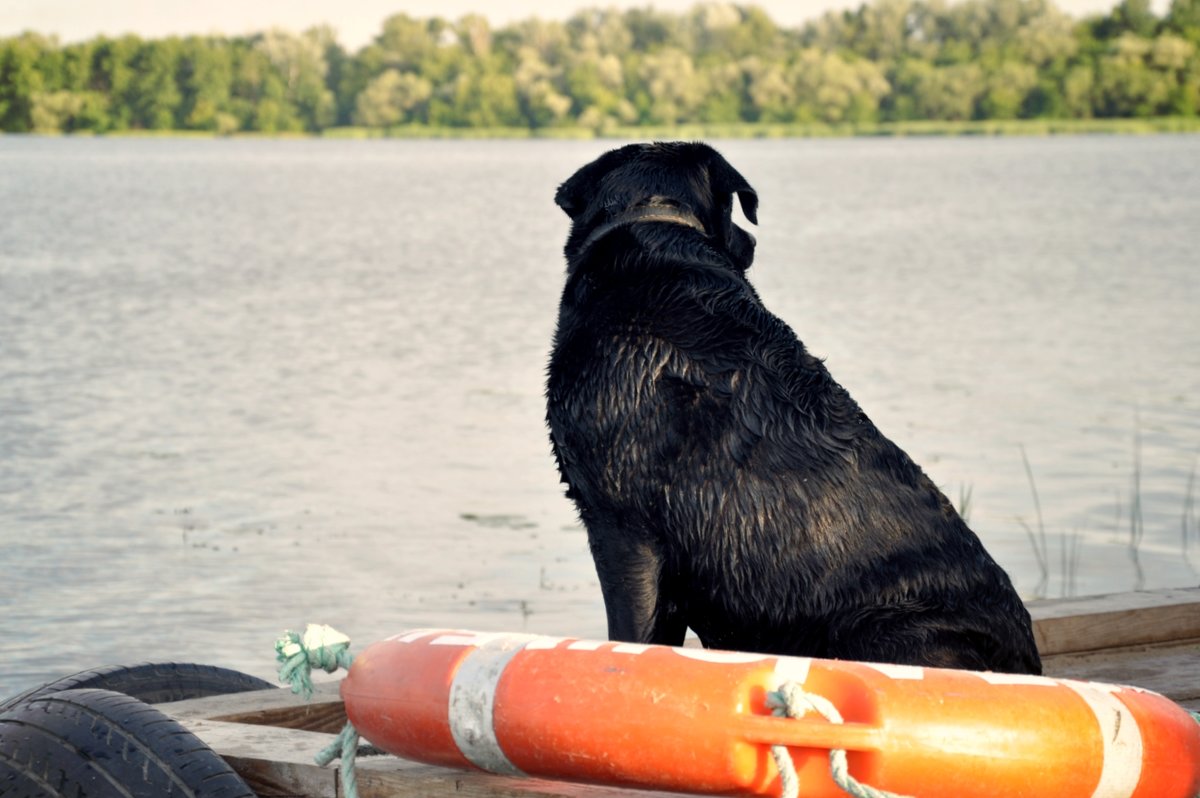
(768, 682, 913, 798)
(275, 624, 361, 798)
(275, 623, 354, 700)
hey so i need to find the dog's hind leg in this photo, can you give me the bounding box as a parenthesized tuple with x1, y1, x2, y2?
(588, 527, 687, 646)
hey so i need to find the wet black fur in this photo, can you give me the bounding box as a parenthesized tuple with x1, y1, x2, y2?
(546, 142, 1042, 674)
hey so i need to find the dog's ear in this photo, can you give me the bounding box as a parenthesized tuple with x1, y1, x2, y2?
(708, 152, 758, 226)
(555, 147, 631, 218)
(699, 148, 758, 270)
(554, 166, 596, 218)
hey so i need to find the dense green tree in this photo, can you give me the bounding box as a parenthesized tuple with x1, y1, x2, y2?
(178, 37, 235, 131)
(256, 28, 336, 130)
(1166, 0, 1200, 39)
(622, 8, 681, 52)
(448, 68, 523, 127)
(29, 89, 107, 131)
(1100, 0, 1160, 38)
(695, 61, 744, 122)
(0, 34, 48, 131)
(1094, 32, 1174, 114)
(744, 56, 795, 120)
(853, 0, 918, 62)
(636, 47, 707, 124)
(513, 44, 572, 127)
(980, 60, 1039, 115)
(792, 49, 891, 122)
(891, 59, 986, 118)
(565, 51, 628, 124)
(567, 8, 634, 55)
(354, 68, 432, 126)
(375, 14, 444, 72)
(1063, 63, 1099, 115)
(691, 4, 787, 62)
(1012, 1, 1079, 65)
(128, 38, 182, 128)
(90, 35, 140, 129)
(59, 41, 94, 91)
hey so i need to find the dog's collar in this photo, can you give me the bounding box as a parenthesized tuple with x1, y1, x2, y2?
(580, 205, 707, 253)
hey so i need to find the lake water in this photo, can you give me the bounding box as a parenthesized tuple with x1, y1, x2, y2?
(1, 134, 1197, 698)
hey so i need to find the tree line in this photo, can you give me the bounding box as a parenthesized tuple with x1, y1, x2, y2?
(2, 0, 1198, 134)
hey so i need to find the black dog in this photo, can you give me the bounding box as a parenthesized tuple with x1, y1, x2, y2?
(546, 141, 1041, 674)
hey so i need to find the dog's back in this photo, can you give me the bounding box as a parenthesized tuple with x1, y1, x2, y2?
(548, 142, 1041, 674)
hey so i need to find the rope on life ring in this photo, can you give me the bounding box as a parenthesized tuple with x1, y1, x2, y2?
(768, 683, 911, 798)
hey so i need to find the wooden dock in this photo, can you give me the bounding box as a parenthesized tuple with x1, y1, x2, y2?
(161, 587, 1200, 798)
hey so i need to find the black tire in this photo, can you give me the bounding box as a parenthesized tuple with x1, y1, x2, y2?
(0, 688, 255, 798)
(0, 663, 275, 713)
(0, 757, 54, 795)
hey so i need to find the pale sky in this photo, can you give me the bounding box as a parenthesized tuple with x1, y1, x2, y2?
(3, 0, 1130, 51)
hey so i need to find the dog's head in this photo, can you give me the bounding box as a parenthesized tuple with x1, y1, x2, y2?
(555, 142, 759, 271)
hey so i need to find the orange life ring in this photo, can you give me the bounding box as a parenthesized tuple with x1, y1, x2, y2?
(340, 629, 1200, 798)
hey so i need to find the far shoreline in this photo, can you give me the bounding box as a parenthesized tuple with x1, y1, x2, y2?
(7, 117, 1200, 141)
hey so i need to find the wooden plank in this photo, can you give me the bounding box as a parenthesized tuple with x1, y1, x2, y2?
(1028, 587, 1200, 655)
(184, 719, 689, 798)
(188, 720, 337, 798)
(163, 681, 346, 733)
(354, 764, 691, 798)
(1042, 639, 1200, 704)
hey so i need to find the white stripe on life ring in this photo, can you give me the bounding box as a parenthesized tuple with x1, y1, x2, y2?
(771, 655, 813, 689)
(448, 633, 541, 776)
(1062, 680, 1144, 798)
